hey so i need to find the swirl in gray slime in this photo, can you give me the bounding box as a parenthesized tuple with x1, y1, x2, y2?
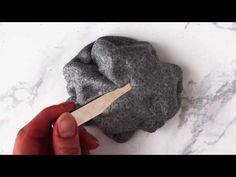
(63, 36, 183, 142)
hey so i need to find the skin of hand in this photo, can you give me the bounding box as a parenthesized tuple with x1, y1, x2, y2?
(13, 101, 99, 155)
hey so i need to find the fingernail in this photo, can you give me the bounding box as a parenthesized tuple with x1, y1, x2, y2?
(58, 115, 76, 138)
(89, 135, 100, 146)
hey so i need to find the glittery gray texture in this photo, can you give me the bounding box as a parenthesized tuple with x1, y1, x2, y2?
(63, 36, 183, 143)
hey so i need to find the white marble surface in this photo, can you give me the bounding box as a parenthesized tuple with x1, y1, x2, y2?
(1, 22, 236, 154)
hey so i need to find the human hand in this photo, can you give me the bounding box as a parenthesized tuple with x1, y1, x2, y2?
(13, 101, 99, 155)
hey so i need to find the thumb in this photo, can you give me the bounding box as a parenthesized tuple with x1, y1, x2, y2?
(53, 112, 81, 155)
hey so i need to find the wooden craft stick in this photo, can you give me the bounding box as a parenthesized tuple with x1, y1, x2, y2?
(71, 83, 132, 126)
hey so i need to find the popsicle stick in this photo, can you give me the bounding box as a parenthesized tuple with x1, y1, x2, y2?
(71, 83, 132, 126)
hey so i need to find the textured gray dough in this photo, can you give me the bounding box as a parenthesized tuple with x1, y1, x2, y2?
(63, 36, 183, 143)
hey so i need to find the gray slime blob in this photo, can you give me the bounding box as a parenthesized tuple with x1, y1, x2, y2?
(63, 36, 183, 143)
